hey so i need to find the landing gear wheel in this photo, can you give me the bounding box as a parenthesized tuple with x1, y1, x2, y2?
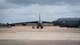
(41, 26, 43, 29)
(37, 26, 39, 29)
(32, 26, 35, 29)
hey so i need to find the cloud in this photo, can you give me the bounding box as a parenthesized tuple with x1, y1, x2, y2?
(0, 4, 19, 9)
(0, 0, 80, 23)
(0, 0, 19, 9)
(0, 0, 80, 9)
(0, 4, 80, 23)
(6, 0, 80, 5)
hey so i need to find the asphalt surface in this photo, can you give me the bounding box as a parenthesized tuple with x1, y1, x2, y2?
(0, 40, 80, 45)
(0, 26, 80, 45)
(0, 32, 80, 45)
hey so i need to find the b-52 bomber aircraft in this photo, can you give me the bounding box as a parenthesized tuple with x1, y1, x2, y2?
(0, 13, 52, 29)
(21, 13, 52, 29)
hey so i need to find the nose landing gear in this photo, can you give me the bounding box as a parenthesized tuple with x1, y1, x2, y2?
(32, 26, 43, 29)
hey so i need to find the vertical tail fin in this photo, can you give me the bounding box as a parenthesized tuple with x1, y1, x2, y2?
(39, 12, 42, 23)
(39, 12, 41, 22)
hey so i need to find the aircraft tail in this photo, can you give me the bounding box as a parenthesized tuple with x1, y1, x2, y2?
(39, 12, 42, 23)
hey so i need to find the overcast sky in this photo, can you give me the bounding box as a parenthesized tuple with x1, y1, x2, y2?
(0, 0, 80, 23)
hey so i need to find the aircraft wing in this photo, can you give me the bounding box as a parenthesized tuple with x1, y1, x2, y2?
(7, 21, 38, 26)
(25, 21, 52, 23)
(42, 21, 52, 23)
(6, 21, 52, 26)
(25, 21, 38, 23)
(12, 21, 52, 25)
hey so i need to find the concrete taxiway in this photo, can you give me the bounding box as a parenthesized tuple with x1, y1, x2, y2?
(0, 32, 80, 45)
(0, 32, 80, 40)
(0, 26, 80, 45)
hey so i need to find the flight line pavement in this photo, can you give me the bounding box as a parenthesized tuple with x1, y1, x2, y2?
(0, 26, 80, 45)
(0, 32, 80, 40)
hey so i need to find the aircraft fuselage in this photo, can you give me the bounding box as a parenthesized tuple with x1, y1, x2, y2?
(36, 22, 43, 29)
